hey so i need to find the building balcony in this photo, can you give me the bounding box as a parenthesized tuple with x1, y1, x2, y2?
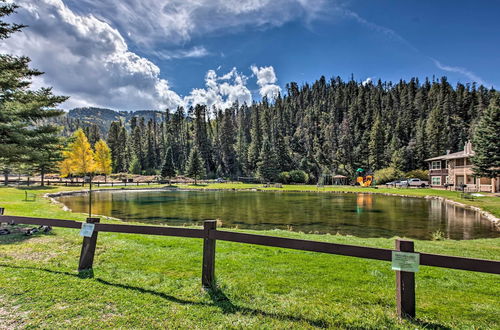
(451, 165, 473, 169)
(429, 169, 448, 176)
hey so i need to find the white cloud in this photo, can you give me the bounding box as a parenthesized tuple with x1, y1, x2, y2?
(340, 9, 419, 53)
(150, 46, 209, 60)
(362, 77, 372, 86)
(0, 0, 286, 110)
(432, 59, 489, 87)
(185, 68, 252, 110)
(64, 0, 330, 46)
(251, 65, 281, 99)
(1, 0, 184, 110)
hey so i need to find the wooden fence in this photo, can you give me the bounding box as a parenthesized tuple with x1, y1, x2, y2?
(2, 179, 164, 187)
(0, 210, 499, 320)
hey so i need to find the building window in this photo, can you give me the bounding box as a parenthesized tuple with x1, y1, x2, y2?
(456, 158, 465, 166)
(431, 161, 441, 170)
(431, 176, 441, 185)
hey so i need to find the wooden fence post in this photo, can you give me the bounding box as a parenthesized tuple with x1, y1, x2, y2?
(78, 217, 100, 272)
(0, 207, 4, 215)
(396, 239, 416, 319)
(202, 220, 217, 289)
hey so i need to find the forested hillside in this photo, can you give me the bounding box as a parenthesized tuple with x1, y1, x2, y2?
(94, 76, 498, 182)
(46, 107, 165, 136)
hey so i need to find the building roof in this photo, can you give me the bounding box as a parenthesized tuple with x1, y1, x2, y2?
(425, 141, 475, 162)
(425, 150, 475, 162)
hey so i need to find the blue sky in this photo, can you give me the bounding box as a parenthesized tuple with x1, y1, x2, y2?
(2, 0, 498, 110)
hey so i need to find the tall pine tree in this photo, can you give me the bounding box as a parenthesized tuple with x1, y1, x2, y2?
(0, 2, 67, 184)
(471, 97, 500, 178)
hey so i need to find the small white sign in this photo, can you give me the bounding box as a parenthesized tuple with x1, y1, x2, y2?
(79, 223, 95, 237)
(392, 251, 420, 272)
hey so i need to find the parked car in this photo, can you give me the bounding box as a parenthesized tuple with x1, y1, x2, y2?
(215, 178, 226, 183)
(405, 178, 429, 188)
(385, 180, 401, 187)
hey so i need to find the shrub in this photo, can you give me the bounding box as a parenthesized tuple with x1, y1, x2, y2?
(289, 170, 309, 184)
(307, 173, 316, 184)
(373, 167, 401, 185)
(404, 169, 429, 181)
(431, 230, 446, 241)
(278, 171, 290, 184)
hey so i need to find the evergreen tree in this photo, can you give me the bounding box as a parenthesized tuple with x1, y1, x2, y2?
(186, 146, 205, 185)
(84, 124, 101, 147)
(425, 105, 446, 156)
(219, 107, 237, 176)
(118, 124, 129, 172)
(257, 138, 280, 182)
(107, 121, 121, 172)
(471, 98, 500, 178)
(247, 105, 262, 174)
(192, 104, 213, 174)
(97, 72, 499, 183)
(274, 131, 292, 172)
(129, 155, 141, 175)
(235, 104, 250, 175)
(0, 2, 67, 184)
(161, 146, 176, 184)
(368, 114, 385, 170)
(131, 122, 144, 171)
(29, 131, 65, 186)
(390, 148, 406, 173)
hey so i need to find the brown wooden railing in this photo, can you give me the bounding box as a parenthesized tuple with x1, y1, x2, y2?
(1, 211, 499, 320)
(2, 179, 165, 187)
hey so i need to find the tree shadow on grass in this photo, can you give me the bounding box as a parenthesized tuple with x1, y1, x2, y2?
(409, 318, 452, 330)
(0, 228, 55, 245)
(0, 263, 329, 328)
(13, 186, 59, 191)
(207, 286, 329, 328)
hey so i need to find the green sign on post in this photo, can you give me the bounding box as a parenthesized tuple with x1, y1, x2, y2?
(79, 223, 95, 238)
(392, 251, 420, 272)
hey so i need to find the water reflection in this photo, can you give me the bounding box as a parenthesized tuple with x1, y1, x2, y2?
(57, 190, 499, 240)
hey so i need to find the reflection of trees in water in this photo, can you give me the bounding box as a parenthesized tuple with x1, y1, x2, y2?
(58, 191, 497, 240)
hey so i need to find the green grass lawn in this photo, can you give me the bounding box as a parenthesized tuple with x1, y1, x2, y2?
(0, 185, 499, 329)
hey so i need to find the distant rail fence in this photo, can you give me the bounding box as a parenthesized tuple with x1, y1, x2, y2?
(0, 209, 499, 320)
(0, 179, 216, 187)
(2, 179, 165, 187)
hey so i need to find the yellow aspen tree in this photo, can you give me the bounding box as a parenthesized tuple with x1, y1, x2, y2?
(68, 129, 96, 177)
(59, 154, 73, 178)
(94, 139, 112, 181)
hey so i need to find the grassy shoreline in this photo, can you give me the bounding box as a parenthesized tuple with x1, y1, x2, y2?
(1, 185, 499, 328)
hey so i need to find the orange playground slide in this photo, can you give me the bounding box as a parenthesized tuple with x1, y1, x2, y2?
(356, 175, 373, 187)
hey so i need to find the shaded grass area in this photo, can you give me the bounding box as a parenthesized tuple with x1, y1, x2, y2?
(178, 183, 500, 219)
(0, 186, 499, 329)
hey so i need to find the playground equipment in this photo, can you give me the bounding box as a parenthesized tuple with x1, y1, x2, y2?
(355, 168, 373, 187)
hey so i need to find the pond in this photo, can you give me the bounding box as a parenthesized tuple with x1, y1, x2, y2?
(56, 190, 500, 240)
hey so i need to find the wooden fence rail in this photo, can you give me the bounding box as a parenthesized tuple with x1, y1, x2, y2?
(1, 213, 499, 320)
(2, 179, 163, 187)
(2, 179, 213, 187)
